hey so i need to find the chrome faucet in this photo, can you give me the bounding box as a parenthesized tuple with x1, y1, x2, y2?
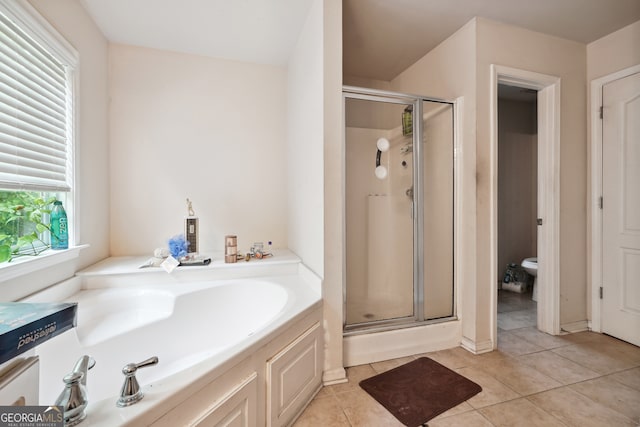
(117, 356, 159, 407)
(55, 356, 96, 426)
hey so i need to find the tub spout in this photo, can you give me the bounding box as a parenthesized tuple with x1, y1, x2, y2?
(55, 355, 96, 426)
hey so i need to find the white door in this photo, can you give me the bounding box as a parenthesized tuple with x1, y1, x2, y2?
(602, 71, 640, 346)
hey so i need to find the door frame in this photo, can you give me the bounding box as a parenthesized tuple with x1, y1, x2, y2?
(590, 64, 640, 333)
(490, 65, 561, 337)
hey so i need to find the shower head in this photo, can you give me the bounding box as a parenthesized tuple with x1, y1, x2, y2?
(376, 138, 390, 152)
(375, 165, 388, 179)
(375, 137, 390, 180)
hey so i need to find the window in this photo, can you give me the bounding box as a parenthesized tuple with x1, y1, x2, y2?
(0, 2, 77, 263)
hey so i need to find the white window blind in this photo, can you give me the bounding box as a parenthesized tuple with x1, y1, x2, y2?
(0, 5, 73, 192)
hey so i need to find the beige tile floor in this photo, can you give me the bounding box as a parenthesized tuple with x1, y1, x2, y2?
(294, 291, 640, 426)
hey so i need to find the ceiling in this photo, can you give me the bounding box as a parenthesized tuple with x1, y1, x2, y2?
(80, 0, 314, 66)
(80, 0, 640, 81)
(344, 0, 640, 81)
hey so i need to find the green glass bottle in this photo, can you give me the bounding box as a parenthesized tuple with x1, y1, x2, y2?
(50, 201, 68, 250)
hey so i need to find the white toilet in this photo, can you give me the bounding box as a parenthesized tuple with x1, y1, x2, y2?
(521, 257, 538, 301)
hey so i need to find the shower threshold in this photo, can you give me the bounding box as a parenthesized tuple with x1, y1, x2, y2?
(343, 315, 458, 337)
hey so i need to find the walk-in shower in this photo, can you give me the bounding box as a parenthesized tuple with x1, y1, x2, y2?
(343, 87, 455, 335)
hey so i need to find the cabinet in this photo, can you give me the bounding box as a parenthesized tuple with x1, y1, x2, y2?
(193, 373, 257, 427)
(150, 312, 323, 427)
(266, 322, 322, 426)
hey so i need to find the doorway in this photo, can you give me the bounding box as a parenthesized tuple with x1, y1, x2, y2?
(490, 65, 561, 344)
(497, 84, 538, 331)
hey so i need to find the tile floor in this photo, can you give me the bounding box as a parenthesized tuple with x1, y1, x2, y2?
(294, 292, 640, 426)
(497, 287, 537, 331)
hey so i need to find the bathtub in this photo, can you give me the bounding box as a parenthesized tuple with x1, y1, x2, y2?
(32, 253, 323, 426)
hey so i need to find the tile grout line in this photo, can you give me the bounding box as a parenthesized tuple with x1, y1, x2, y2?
(566, 379, 639, 424)
(523, 394, 573, 427)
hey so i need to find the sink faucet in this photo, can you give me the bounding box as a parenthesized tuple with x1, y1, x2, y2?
(117, 356, 159, 407)
(55, 356, 95, 426)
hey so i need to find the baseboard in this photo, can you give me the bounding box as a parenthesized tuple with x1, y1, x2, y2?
(561, 320, 589, 333)
(322, 367, 347, 385)
(460, 336, 494, 354)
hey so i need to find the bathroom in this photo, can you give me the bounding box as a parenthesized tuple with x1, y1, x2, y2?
(0, 0, 331, 424)
(0, 0, 639, 425)
(496, 84, 538, 331)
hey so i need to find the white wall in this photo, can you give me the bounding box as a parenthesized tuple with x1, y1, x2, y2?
(476, 18, 588, 328)
(321, 0, 345, 383)
(587, 20, 640, 81)
(109, 45, 287, 255)
(287, 0, 324, 276)
(497, 99, 537, 280)
(1, 0, 109, 302)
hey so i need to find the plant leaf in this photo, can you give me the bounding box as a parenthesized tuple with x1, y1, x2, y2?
(0, 244, 11, 262)
(17, 233, 37, 245)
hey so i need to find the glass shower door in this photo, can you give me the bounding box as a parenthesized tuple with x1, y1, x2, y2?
(344, 96, 416, 328)
(421, 100, 454, 320)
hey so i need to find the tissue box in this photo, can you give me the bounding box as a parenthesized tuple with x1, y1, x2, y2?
(0, 302, 77, 364)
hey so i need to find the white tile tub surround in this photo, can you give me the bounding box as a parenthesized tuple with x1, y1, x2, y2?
(27, 250, 323, 426)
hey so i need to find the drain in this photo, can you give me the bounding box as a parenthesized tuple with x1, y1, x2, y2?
(363, 313, 375, 319)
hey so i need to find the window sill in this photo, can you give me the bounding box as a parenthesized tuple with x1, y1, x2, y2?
(0, 245, 89, 284)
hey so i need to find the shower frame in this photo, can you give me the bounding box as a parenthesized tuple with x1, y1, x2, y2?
(342, 86, 457, 335)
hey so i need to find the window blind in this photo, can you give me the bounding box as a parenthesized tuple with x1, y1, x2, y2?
(0, 10, 71, 192)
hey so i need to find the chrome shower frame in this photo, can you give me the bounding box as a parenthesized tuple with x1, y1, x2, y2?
(342, 85, 457, 335)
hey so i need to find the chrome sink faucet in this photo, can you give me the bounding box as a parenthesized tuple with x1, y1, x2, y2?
(117, 356, 159, 407)
(55, 355, 96, 426)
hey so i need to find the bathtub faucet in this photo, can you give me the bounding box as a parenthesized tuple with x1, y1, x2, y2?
(117, 356, 159, 407)
(54, 355, 96, 426)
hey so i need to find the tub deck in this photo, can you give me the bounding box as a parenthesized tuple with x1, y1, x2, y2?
(30, 250, 323, 426)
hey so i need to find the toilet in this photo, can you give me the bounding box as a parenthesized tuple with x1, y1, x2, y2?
(521, 257, 538, 301)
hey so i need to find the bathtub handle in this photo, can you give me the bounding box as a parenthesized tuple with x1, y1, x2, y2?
(116, 356, 159, 407)
(128, 356, 159, 372)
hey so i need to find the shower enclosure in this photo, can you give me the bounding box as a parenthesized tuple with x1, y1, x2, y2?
(344, 87, 455, 334)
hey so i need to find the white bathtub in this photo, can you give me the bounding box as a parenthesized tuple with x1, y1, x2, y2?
(33, 255, 322, 426)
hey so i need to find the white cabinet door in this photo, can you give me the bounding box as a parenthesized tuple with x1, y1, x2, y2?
(266, 322, 322, 426)
(602, 71, 640, 346)
(193, 373, 257, 427)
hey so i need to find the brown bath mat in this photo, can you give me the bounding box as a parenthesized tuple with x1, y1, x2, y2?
(359, 357, 482, 426)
